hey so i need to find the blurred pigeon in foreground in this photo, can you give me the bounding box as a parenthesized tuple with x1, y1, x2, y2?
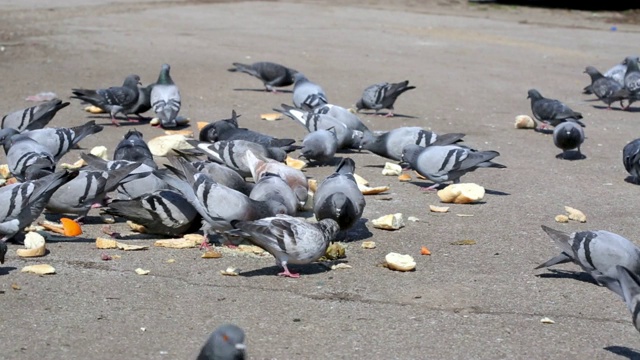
(71, 74, 141, 126)
(583, 66, 628, 109)
(113, 129, 157, 169)
(553, 121, 585, 160)
(623, 138, 640, 184)
(197, 324, 246, 360)
(614, 265, 640, 333)
(229, 214, 340, 278)
(228, 61, 297, 93)
(355, 80, 415, 117)
(313, 158, 365, 230)
(4, 134, 56, 181)
(292, 73, 328, 110)
(535, 225, 640, 297)
(150, 64, 181, 128)
(623, 56, 640, 109)
(1, 99, 69, 131)
(401, 144, 505, 190)
(527, 89, 584, 128)
(299, 128, 338, 165)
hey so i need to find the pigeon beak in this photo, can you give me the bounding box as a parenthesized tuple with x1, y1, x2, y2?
(235, 343, 247, 351)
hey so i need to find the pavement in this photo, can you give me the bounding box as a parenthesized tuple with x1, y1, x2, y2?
(1, 1, 640, 359)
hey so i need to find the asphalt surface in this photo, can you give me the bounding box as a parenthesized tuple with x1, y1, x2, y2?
(1, 1, 640, 359)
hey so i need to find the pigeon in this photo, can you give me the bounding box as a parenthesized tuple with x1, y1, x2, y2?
(1, 99, 70, 131)
(292, 73, 328, 110)
(150, 64, 181, 128)
(401, 144, 506, 190)
(71, 74, 142, 126)
(0, 171, 76, 250)
(228, 61, 297, 93)
(229, 214, 340, 278)
(583, 60, 627, 94)
(312, 104, 371, 133)
(4, 134, 56, 181)
(249, 172, 298, 216)
(45, 162, 147, 222)
(355, 80, 416, 117)
(278, 104, 353, 149)
(614, 265, 640, 333)
(299, 128, 338, 165)
(359, 127, 466, 162)
(245, 150, 308, 209)
(0, 120, 103, 162)
(197, 324, 247, 360)
(113, 129, 157, 169)
(623, 138, 640, 184)
(199, 110, 297, 151)
(527, 89, 584, 128)
(583, 66, 629, 109)
(553, 121, 585, 160)
(623, 56, 640, 109)
(313, 158, 365, 230)
(103, 190, 200, 237)
(129, 83, 154, 120)
(535, 225, 640, 297)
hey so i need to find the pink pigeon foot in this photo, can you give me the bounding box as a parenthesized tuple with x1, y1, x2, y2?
(111, 117, 121, 127)
(278, 264, 300, 278)
(384, 111, 395, 117)
(420, 183, 440, 191)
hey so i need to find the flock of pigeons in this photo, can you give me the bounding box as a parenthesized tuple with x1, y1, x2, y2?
(0, 55, 640, 357)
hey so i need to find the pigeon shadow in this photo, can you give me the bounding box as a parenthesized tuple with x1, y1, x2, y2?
(484, 189, 511, 196)
(535, 269, 598, 285)
(556, 151, 586, 161)
(232, 88, 293, 94)
(0, 266, 17, 276)
(604, 346, 640, 360)
(338, 218, 373, 242)
(239, 262, 331, 278)
(533, 128, 554, 135)
(359, 111, 417, 119)
(590, 105, 640, 113)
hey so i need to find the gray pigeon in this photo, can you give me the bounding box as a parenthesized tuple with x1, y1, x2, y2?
(527, 89, 584, 128)
(228, 61, 297, 93)
(229, 214, 340, 277)
(113, 129, 157, 169)
(359, 126, 466, 162)
(0, 171, 76, 254)
(103, 189, 200, 237)
(197, 324, 247, 360)
(188, 159, 254, 196)
(355, 80, 416, 117)
(313, 158, 365, 230)
(71, 74, 142, 126)
(623, 56, 640, 109)
(401, 144, 506, 190)
(536, 225, 640, 297)
(249, 172, 298, 216)
(1, 99, 69, 131)
(312, 104, 371, 133)
(0, 120, 103, 162)
(583, 60, 627, 94)
(614, 265, 640, 333)
(150, 64, 181, 128)
(624, 138, 640, 184)
(292, 73, 328, 110)
(299, 128, 338, 165)
(4, 134, 56, 181)
(278, 104, 353, 149)
(553, 121, 585, 160)
(45, 162, 147, 222)
(583, 66, 629, 109)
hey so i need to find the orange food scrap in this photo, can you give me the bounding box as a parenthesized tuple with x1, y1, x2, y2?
(60, 218, 82, 237)
(420, 246, 431, 256)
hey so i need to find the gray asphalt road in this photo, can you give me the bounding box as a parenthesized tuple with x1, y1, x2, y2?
(1, 1, 640, 359)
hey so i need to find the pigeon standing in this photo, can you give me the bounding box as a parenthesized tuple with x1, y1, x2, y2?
(401, 144, 506, 190)
(292, 73, 328, 110)
(553, 121, 585, 160)
(197, 324, 247, 360)
(355, 80, 416, 117)
(229, 214, 340, 278)
(535, 225, 640, 297)
(614, 265, 640, 333)
(1, 99, 70, 131)
(583, 66, 628, 109)
(359, 127, 465, 162)
(151, 64, 181, 128)
(623, 138, 640, 184)
(228, 61, 297, 93)
(71, 74, 142, 126)
(313, 158, 365, 230)
(3, 134, 56, 181)
(527, 89, 584, 128)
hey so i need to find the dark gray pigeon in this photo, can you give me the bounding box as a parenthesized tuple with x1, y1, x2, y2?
(228, 61, 297, 93)
(623, 56, 640, 109)
(623, 138, 640, 184)
(583, 66, 629, 109)
(313, 158, 365, 230)
(299, 128, 338, 165)
(4, 134, 56, 181)
(103, 189, 200, 237)
(1, 99, 69, 131)
(536, 225, 640, 297)
(113, 129, 157, 169)
(197, 324, 247, 360)
(130, 83, 154, 120)
(71, 74, 141, 126)
(151, 64, 181, 128)
(292, 73, 328, 110)
(249, 172, 298, 216)
(553, 121, 585, 160)
(527, 89, 584, 128)
(229, 214, 340, 278)
(583, 60, 628, 94)
(355, 80, 415, 117)
(614, 265, 640, 333)
(401, 144, 505, 190)
(278, 104, 353, 149)
(359, 126, 465, 162)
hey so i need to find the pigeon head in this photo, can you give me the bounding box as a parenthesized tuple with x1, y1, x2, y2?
(0, 241, 6, 264)
(527, 89, 543, 100)
(355, 98, 365, 111)
(401, 144, 422, 165)
(156, 64, 174, 85)
(198, 324, 246, 360)
(626, 56, 640, 72)
(335, 157, 355, 175)
(293, 72, 308, 84)
(199, 123, 219, 142)
(583, 66, 603, 80)
(266, 147, 287, 162)
(0, 128, 19, 152)
(124, 74, 142, 88)
(357, 130, 378, 150)
(123, 129, 144, 140)
(317, 218, 341, 240)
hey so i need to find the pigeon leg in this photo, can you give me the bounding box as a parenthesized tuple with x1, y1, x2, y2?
(384, 111, 395, 117)
(110, 116, 121, 127)
(419, 183, 440, 191)
(277, 262, 300, 278)
(126, 117, 140, 123)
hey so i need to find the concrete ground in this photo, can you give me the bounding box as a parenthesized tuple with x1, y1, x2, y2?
(1, 1, 640, 359)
